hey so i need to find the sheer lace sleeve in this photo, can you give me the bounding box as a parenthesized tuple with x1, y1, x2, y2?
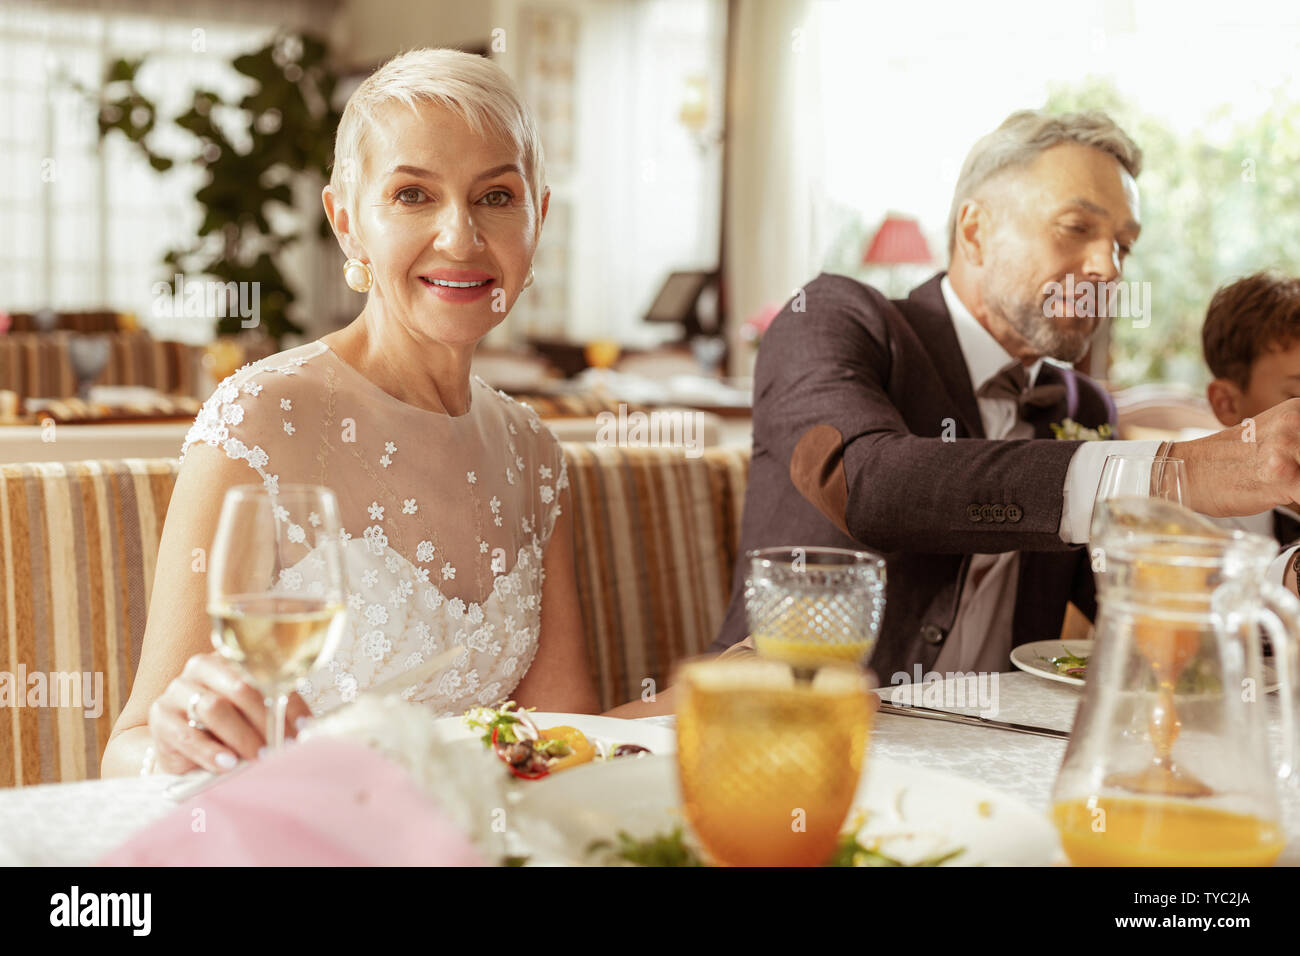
(534, 420, 569, 548)
(178, 350, 313, 496)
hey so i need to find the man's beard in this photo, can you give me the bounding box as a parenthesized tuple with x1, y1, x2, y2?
(983, 279, 1095, 363)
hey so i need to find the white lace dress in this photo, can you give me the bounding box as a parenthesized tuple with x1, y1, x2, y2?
(179, 340, 569, 718)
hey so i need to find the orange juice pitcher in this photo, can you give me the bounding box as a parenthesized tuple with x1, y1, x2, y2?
(1052, 499, 1300, 866)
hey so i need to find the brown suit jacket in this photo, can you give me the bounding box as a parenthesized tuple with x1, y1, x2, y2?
(711, 272, 1117, 680)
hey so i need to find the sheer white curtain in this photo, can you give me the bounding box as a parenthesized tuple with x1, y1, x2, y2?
(723, 0, 826, 376)
(492, 0, 726, 347)
(567, 0, 726, 345)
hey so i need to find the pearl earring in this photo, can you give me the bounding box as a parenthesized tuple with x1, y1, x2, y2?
(523, 266, 535, 290)
(344, 257, 373, 293)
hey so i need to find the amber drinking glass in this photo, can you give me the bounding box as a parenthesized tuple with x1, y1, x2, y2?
(675, 656, 873, 866)
(745, 546, 886, 670)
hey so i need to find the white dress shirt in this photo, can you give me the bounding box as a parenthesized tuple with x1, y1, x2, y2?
(1058, 416, 1295, 584)
(933, 277, 1045, 673)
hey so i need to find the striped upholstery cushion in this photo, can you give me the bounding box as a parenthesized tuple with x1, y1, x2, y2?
(0, 459, 177, 788)
(0, 333, 80, 401)
(0, 332, 279, 402)
(564, 445, 749, 710)
(0, 332, 198, 401)
(0, 445, 751, 786)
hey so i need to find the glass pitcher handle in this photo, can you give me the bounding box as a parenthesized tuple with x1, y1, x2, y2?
(1256, 582, 1300, 783)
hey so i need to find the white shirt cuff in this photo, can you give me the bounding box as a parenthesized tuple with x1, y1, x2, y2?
(1059, 440, 1163, 544)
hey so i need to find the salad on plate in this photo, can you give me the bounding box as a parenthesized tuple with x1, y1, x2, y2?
(463, 701, 652, 780)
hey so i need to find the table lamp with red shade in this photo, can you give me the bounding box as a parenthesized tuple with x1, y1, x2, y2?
(862, 214, 934, 297)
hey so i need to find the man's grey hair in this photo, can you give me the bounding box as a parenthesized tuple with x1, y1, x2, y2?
(946, 109, 1142, 256)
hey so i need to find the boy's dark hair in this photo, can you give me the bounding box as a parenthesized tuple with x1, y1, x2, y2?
(1203, 271, 1300, 388)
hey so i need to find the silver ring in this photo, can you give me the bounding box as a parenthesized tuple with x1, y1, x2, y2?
(186, 691, 207, 732)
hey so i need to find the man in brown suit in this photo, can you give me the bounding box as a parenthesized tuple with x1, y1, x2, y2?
(710, 270, 1114, 682)
(710, 109, 1300, 682)
(605, 110, 1300, 718)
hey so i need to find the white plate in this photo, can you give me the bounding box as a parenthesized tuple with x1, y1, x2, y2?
(511, 752, 1063, 866)
(1010, 640, 1092, 687)
(431, 712, 676, 755)
(1010, 639, 1281, 693)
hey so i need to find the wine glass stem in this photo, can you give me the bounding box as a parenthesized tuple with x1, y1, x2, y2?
(266, 691, 289, 752)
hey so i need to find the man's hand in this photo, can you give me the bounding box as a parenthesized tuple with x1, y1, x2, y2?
(1172, 399, 1300, 517)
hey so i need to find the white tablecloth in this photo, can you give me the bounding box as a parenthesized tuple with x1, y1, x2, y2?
(2, 673, 1297, 865)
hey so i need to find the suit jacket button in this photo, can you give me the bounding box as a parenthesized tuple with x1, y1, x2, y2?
(920, 624, 945, 645)
(967, 504, 982, 522)
(979, 503, 995, 521)
(1006, 504, 1023, 523)
(991, 504, 1006, 522)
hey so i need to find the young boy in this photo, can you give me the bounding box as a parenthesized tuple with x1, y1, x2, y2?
(1204, 272, 1300, 436)
(1201, 270, 1300, 588)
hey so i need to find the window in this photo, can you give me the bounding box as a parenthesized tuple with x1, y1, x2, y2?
(0, 0, 324, 343)
(494, 0, 727, 346)
(811, 0, 1300, 386)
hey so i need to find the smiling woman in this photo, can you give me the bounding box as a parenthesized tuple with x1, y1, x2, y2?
(319, 50, 550, 397)
(100, 49, 601, 781)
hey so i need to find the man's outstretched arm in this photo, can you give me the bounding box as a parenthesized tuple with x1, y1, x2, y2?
(759, 287, 1089, 555)
(757, 282, 1300, 556)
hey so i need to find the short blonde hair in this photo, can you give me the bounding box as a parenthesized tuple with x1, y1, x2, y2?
(330, 48, 546, 217)
(946, 109, 1142, 255)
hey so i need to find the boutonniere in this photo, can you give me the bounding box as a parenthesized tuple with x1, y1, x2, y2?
(1049, 418, 1114, 441)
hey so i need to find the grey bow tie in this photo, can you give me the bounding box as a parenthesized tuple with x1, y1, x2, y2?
(978, 363, 1067, 412)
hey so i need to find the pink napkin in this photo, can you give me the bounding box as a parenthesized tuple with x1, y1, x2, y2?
(100, 738, 488, 866)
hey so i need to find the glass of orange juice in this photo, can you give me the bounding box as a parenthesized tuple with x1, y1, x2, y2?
(675, 656, 873, 866)
(745, 546, 886, 671)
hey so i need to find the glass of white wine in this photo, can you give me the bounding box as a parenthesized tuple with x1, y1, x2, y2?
(208, 484, 349, 754)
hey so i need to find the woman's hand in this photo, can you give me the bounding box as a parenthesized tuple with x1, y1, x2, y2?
(146, 651, 312, 774)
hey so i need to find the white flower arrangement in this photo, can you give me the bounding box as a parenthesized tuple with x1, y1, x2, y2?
(299, 694, 508, 861)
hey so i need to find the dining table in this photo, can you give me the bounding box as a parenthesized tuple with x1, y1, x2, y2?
(1, 671, 1297, 866)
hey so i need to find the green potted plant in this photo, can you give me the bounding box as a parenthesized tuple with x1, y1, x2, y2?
(84, 32, 342, 349)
